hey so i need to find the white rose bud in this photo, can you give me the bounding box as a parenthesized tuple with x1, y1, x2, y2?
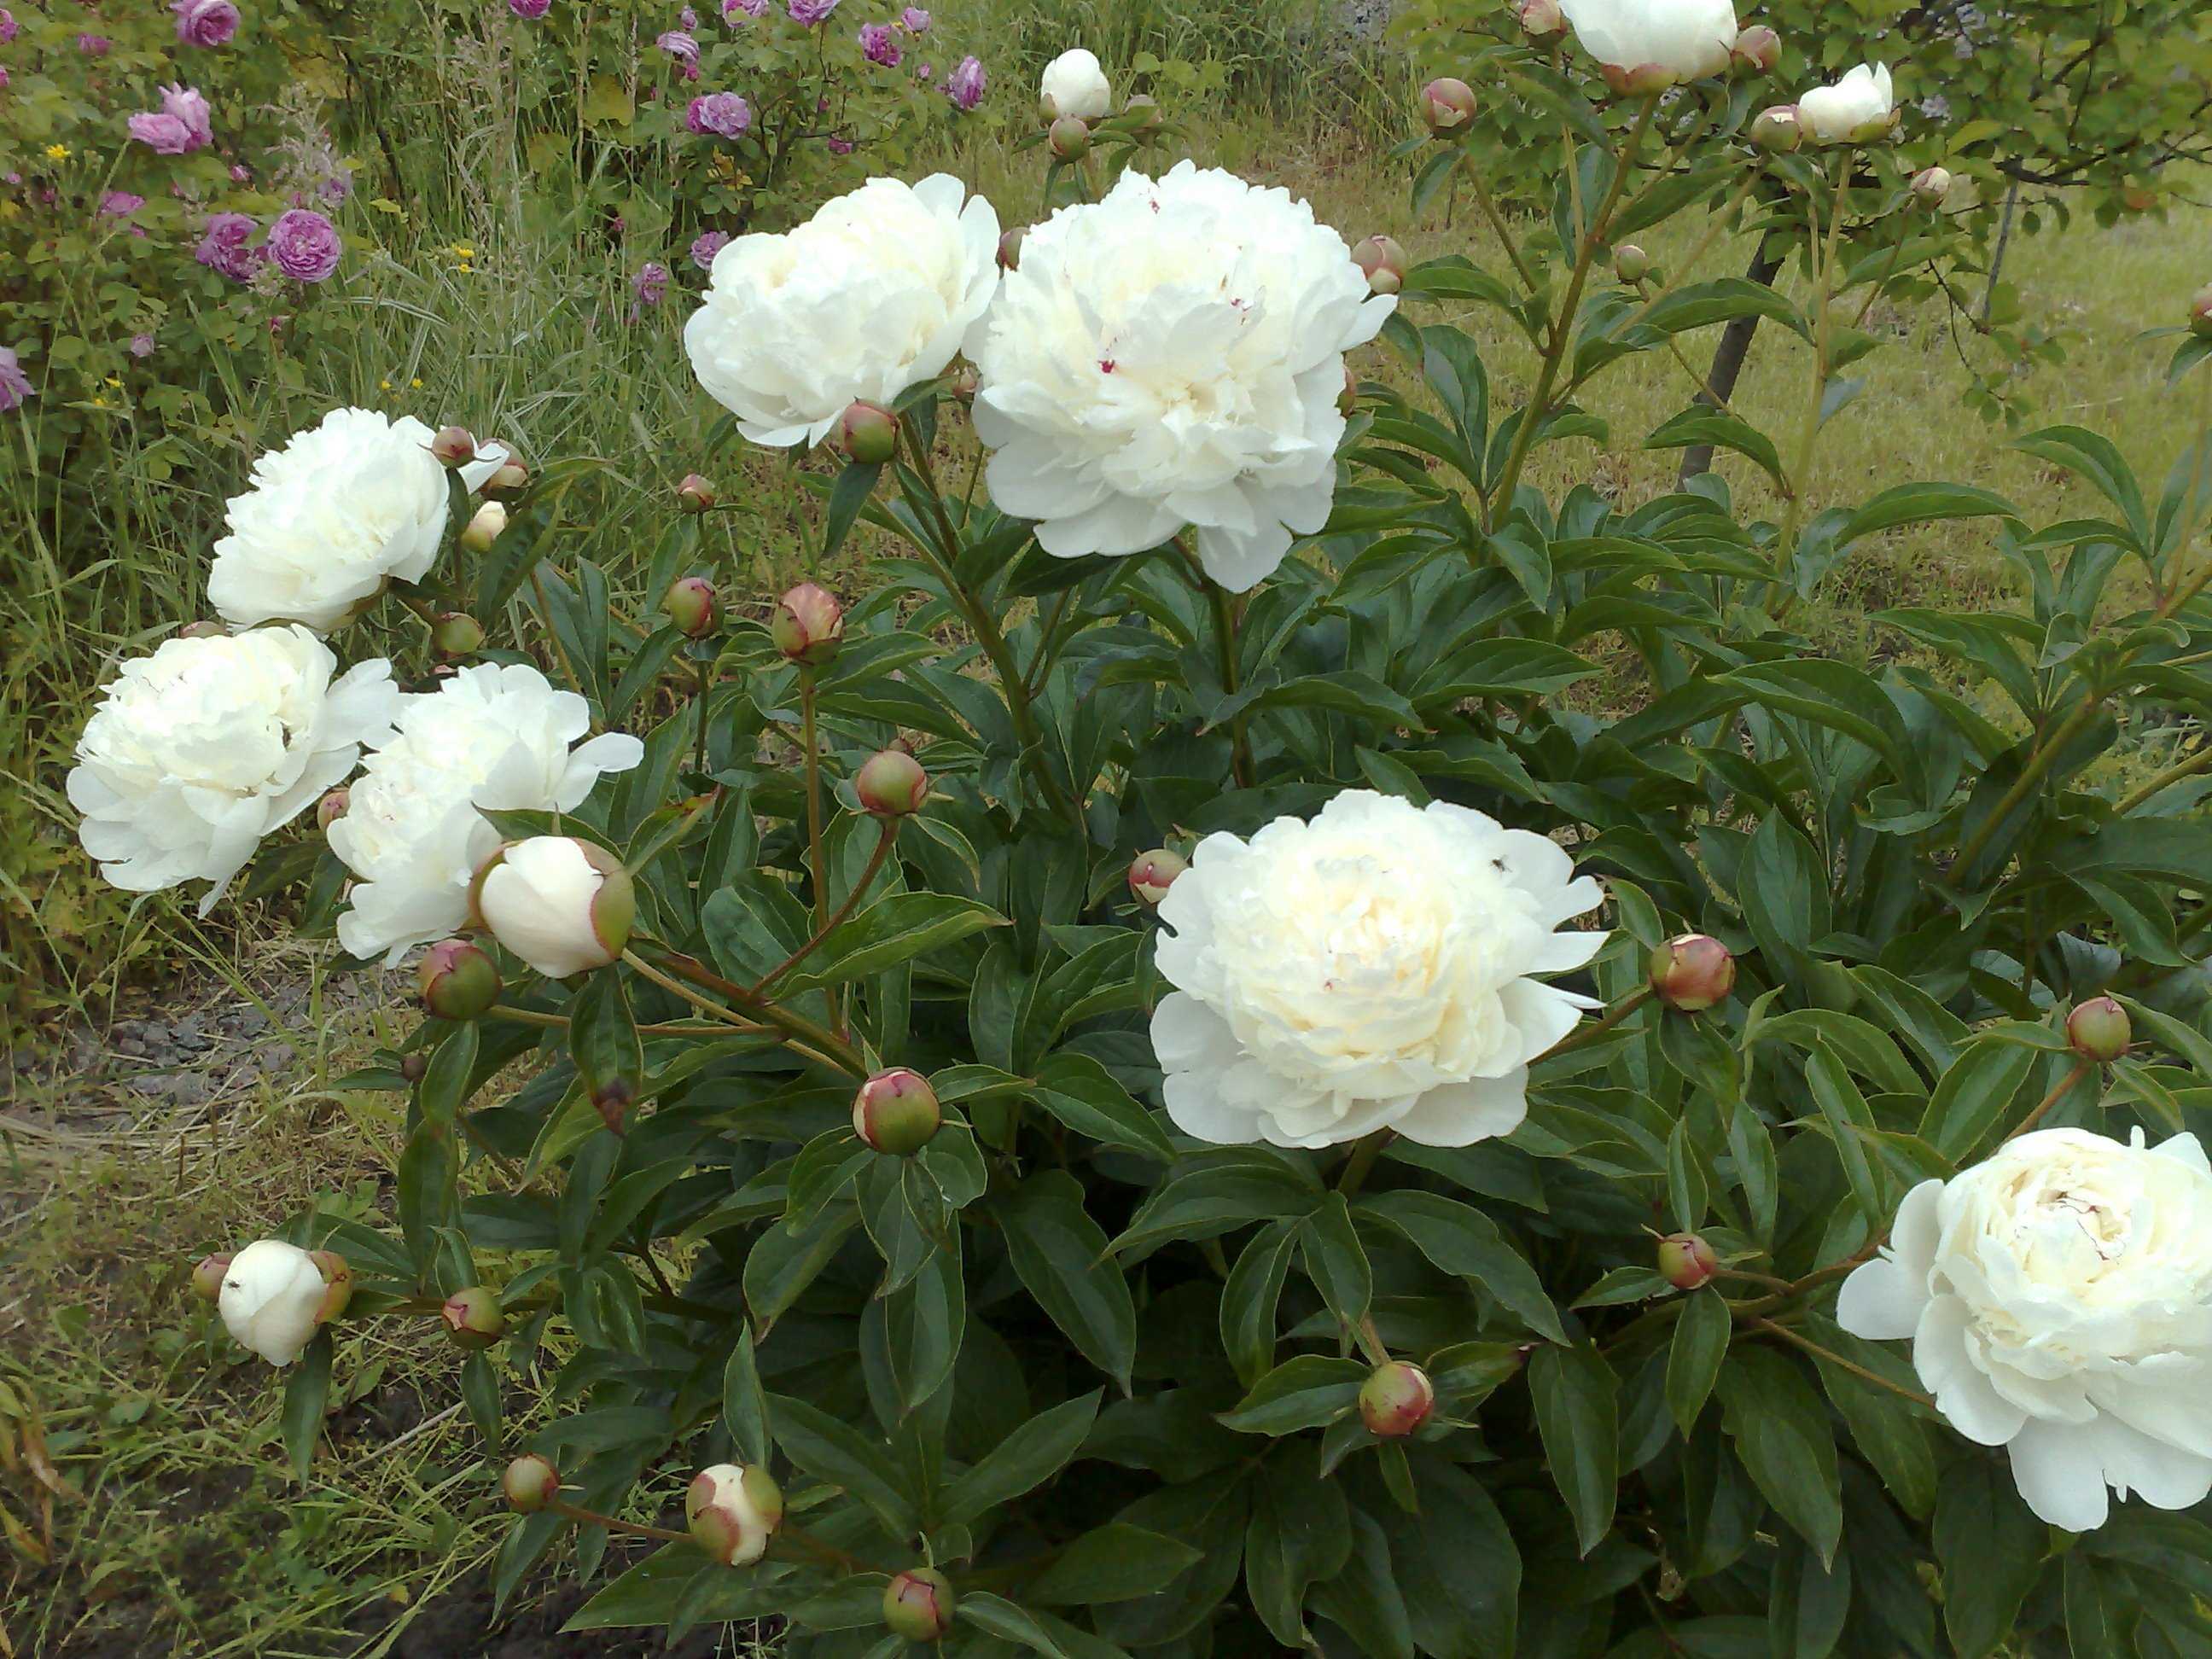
(1039, 47, 1111, 120)
(460, 500, 508, 553)
(1839, 1127, 2212, 1531)
(1911, 166, 1953, 207)
(1559, 0, 1738, 92)
(687, 1464, 784, 1567)
(1797, 61, 1896, 145)
(475, 836, 636, 978)
(218, 1239, 350, 1366)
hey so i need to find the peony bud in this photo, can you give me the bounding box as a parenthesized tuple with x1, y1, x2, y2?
(664, 576, 719, 639)
(1613, 243, 1650, 283)
(476, 837, 635, 979)
(191, 1252, 233, 1304)
(687, 1463, 783, 1567)
(429, 425, 477, 469)
(309, 1249, 354, 1324)
(835, 400, 899, 466)
(1517, 0, 1565, 42)
(440, 1285, 506, 1350)
(1339, 363, 1359, 416)
(503, 1452, 561, 1513)
(883, 1569, 957, 1642)
(1420, 77, 1476, 137)
(317, 788, 349, 833)
(399, 1053, 428, 1083)
(2191, 284, 2212, 341)
(856, 748, 929, 818)
(431, 612, 486, 657)
(1730, 24, 1780, 73)
(218, 1239, 341, 1365)
(1352, 234, 1407, 296)
(178, 620, 229, 639)
(1048, 114, 1091, 160)
(946, 362, 980, 402)
(460, 499, 508, 553)
(1358, 1360, 1435, 1439)
(997, 225, 1026, 271)
(1911, 166, 1953, 208)
(2066, 996, 2131, 1063)
(1123, 92, 1162, 134)
(1656, 1232, 1719, 1290)
(481, 457, 531, 500)
(771, 582, 845, 666)
(853, 1068, 941, 1155)
(676, 472, 717, 513)
(1749, 104, 1802, 154)
(416, 938, 502, 1021)
(1128, 847, 1188, 906)
(1649, 934, 1735, 1012)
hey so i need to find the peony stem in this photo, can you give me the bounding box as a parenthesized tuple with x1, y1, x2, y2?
(693, 659, 712, 775)
(624, 946, 867, 1078)
(1207, 581, 1254, 790)
(548, 1497, 687, 1543)
(1774, 148, 1853, 595)
(1336, 1129, 1394, 1197)
(1947, 696, 2103, 882)
(752, 820, 898, 996)
(1749, 1316, 1936, 1410)
(2004, 1061, 2093, 1143)
(796, 667, 838, 1031)
(1539, 986, 1653, 1062)
(1463, 162, 1543, 298)
(487, 1004, 743, 1039)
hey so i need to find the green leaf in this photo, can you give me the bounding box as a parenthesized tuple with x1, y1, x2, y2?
(958, 1591, 1078, 1659)
(1528, 1344, 1619, 1557)
(1299, 1193, 1372, 1328)
(778, 892, 1009, 994)
(1934, 1458, 2048, 1657)
(720, 1327, 771, 1467)
(1027, 1524, 1204, 1604)
(1356, 1190, 1565, 1342)
(1666, 1289, 1731, 1435)
(1245, 1447, 1352, 1645)
(416, 1022, 481, 1127)
(823, 462, 882, 562)
(1218, 1354, 1368, 1435)
(765, 1394, 917, 1534)
(1916, 1037, 2038, 1161)
(1646, 407, 1786, 489)
(999, 1173, 1138, 1392)
(281, 1330, 334, 1481)
(942, 1390, 1103, 1524)
(1220, 1222, 1300, 1389)
(1112, 1157, 1322, 1257)
(1768, 1530, 1851, 1659)
(1030, 1051, 1175, 1160)
(1717, 1348, 1842, 1566)
(1837, 482, 2017, 544)
(1382, 1452, 1520, 1658)
(1804, 1044, 1889, 1227)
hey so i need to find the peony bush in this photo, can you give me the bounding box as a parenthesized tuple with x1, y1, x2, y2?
(67, 9, 2212, 1655)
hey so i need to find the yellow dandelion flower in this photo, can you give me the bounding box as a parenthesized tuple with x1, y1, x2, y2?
(45, 144, 72, 161)
(380, 378, 393, 390)
(410, 378, 422, 389)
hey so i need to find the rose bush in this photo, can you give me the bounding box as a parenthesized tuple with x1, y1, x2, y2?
(64, 15, 2212, 1659)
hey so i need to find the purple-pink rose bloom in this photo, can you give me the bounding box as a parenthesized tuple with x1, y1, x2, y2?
(172, 0, 241, 47)
(656, 27, 698, 62)
(195, 215, 258, 281)
(825, 135, 853, 154)
(690, 229, 730, 270)
(857, 21, 900, 65)
(130, 332, 157, 357)
(685, 91, 752, 137)
(632, 263, 669, 317)
(0, 346, 31, 413)
(78, 32, 113, 55)
(0, 9, 17, 43)
(946, 54, 983, 109)
(128, 85, 214, 155)
(899, 6, 928, 30)
(265, 207, 341, 282)
(785, 0, 837, 25)
(100, 191, 145, 218)
(510, 0, 551, 19)
(723, 0, 766, 17)
(679, 5, 698, 25)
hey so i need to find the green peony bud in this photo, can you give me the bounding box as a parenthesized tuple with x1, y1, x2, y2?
(503, 1452, 561, 1513)
(771, 582, 845, 666)
(1420, 77, 1476, 137)
(1749, 104, 1802, 154)
(190, 1252, 233, 1304)
(1656, 1232, 1719, 1290)
(439, 1285, 506, 1351)
(1358, 1361, 1435, 1439)
(1730, 24, 1780, 73)
(997, 226, 1027, 271)
(1517, 0, 1565, 42)
(1911, 166, 1953, 208)
(1614, 243, 1651, 284)
(676, 472, 717, 513)
(480, 456, 531, 500)
(663, 576, 719, 639)
(1352, 235, 1407, 296)
(883, 1568, 958, 1642)
(853, 1068, 941, 1155)
(856, 748, 929, 818)
(1128, 848, 1188, 906)
(1649, 934, 1735, 1012)
(835, 400, 899, 466)
(459, 500, 507, 553)
(431, 612, 486, 658)
(429, 425, 477, 469)
(416, 938, 502, 1021)
(2191, 284, 2212, 340)
(2066, 996, 2132, 1063)
(1048, 114, 1091, 160)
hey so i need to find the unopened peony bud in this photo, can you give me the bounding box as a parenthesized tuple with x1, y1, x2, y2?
(481, 457, 531, 500)
(417, 938, 502, 1021)
(1352, 235, 1406, 296)
(218, 1239, 343, 1365)
(1123, 92, 1161, 133)
(1749, 105, 1802, 154)
(676, 472, 716, 513)
(476, 837, 635, 979)
(835, 400, 899, 466)
(440, 1285, 506, 1350)
(429, 425, 477, 469)
(1614, 243, 1651, 283)
(2191, 284, 2212, 340)
(2121, 185, 2157, 214)
(1657, 1232, 1719, 1290)
(1650, 934, 1735, 1011)
(2066, 996, 2131, 1063)
(431, 612, 486, 657)
(1517, 0, 1565, 42)
(1731, 24, 1779, 73)
(856, 748, 928, 818)
(946, 362, 980, 401)
(997, 225, 1026, 270)
(1358, 1361, 1435, 1439)
(317, 788, 349, 832)
(883, 1569, 957, 1641)
(191, 1252, 233, 1304)
(687, 1463, 783, 1567)
(664, 576, 719, 639)
(399, 1053, 428, 1083)
(460, 500, 508, 553)
(1049, 114, 1091, 160)
(1128, 847, 1188, 906)
(1911, 166, 1953, 208)
(178, 620, 228, 639)
(771, 582, 845, 666)
(503, 1452, 560, 1513)
(853, 1068, 940, 1155)
(1420, 77, 1476, 137)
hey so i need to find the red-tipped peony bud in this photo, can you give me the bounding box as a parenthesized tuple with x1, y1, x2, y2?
(178, 619, 229, 640)
(2066, 996, 2132, 1063)
(835, 400, 899, 466)
(997, 225, 1026, 271)
(946, 363, 980, 401)
(677, 472, 717, 514)
(664, 576, 719, 639)
(1600, 61, 1677, 96)
(440, 1285, 506, 1350)
(1352, 234, 1407, 296)
(1048, 114, 1091, 160)
(771, 582, 845, 666)
(2191, 284, 2212, 341)
(431, 612, 486, 657)
(1128, 848, 1188, 906)
(1358, 1361, 1435, 1439)
(1911, 166, 1953, 208)
(1420, 77, 1476, 137)
(1517, 0, 1565, 42)
(476, 837, 635, 979)
(1614, 243, 1651, 283)
(853, 1068, 941, 1155)
(1731, 24, 1780, 73)
(429, 425, 477, 469)
(687, 1464, 783, 1567)
(856, 748, 929, 818)
(503, 1452, 561, 1513)
(460, 500, 507, 553)
(883, 1569, 958, 1642)
(1650, 934, 1735, 1012)
(191, 1252, 233, 1304)
(480, 456, 531, 500)
(1657, 1232, 1720, 1290)
(1749, 104, 1802, 153)
(417, 938, 502, 1021)
(317, 788, 349, 833)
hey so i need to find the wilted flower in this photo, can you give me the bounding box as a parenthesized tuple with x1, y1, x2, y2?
(1839, 1127, 2212, 1532)
(69, 627, 399, 912)
(78, 32, 113, 54)
(510, 0, 551, 18)
(632, 261, 670, 313)
(686, 90, 754, 137)
(172, 0, 241, 47)
(1558, 0, 1737, 90)
(1797, 61, 1895, 143)
(329, 664, 643, 964)
(1039, 46, 1110, 119)
(972, 161, 1394, 591)
(128, 84, 216, 154)
(195, 212, 262, 280)
(684, 173, 998, 448)
(266, 207, 341, 282)
(786, 0, 839, 22)
(858, 20, 901, 66)
(218, 1239, 351, 1366)
(690, 228, 731, 270)
(1149, 790, 1605, 1147)
(100, 191, 145, 218)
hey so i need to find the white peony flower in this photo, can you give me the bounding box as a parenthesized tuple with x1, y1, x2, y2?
(207, 408, 512, 632)
(1797, 61, 1896, 143)
(1039, 47, 1111, 119)
(971, 161, 1395, 592)
(683, 174, 999, 449)
(1149, 790, 1606, 1149)
(68, 626, 399, 916)
(1838, 1126, 2212, 1532)
(328, 664, 643, 966)
(1558, 0, 1738, 89)
(477, 835, 635, 978)
(218, 1239, 334, 1366)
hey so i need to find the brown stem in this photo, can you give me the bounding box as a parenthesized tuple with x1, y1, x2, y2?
(1538, 987, 1653, 1061)
(752, 820, 899, 995)
(1749, 1317, 1936, 1410)
(625, 948, 866, 1078)
(549, 1497, 687, 1543)
(2004, 1061, 2093, 1143)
